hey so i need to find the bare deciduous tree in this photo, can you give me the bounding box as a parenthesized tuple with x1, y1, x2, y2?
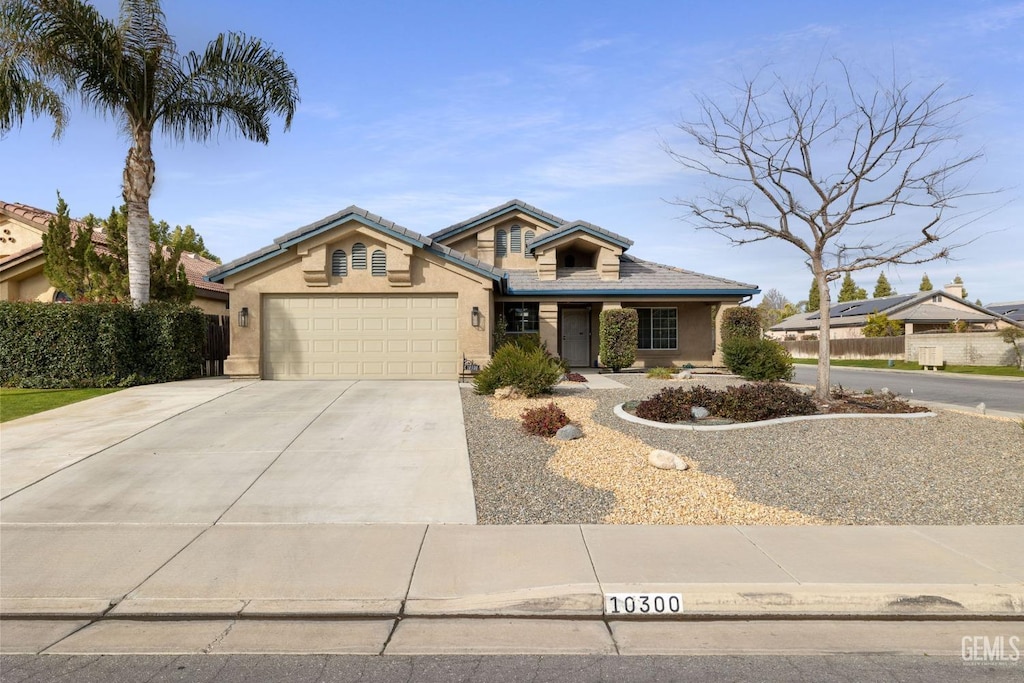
(666, 60, 987, 398)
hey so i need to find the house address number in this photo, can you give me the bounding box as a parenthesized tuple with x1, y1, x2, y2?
(605, 593, 683, 615)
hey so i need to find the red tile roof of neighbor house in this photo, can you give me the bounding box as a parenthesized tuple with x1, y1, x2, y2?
(0, 200, 225, 294)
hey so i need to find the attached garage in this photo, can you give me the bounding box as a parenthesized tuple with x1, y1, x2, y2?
(263, 295, 459, 379)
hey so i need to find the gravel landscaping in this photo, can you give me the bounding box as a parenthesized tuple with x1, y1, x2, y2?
(461, 373, 1024, 525)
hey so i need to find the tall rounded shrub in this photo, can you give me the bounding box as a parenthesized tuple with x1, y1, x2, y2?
(473, 344, 563, 397)
(720, 306, 762, 342)
(722, 337, 794, 381)
(599, 308, 638, 372)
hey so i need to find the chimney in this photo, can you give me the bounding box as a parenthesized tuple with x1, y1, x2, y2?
(944, 282, 963, 298)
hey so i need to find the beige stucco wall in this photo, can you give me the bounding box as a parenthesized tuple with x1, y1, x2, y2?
(192, 293, 229, 316)
(436, 212, 555, 270)
(0, 216, 44, 259)
(0, 256, 55, 302)
(222, 220, 495, 377)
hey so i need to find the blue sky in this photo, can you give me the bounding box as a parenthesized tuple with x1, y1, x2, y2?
(4, 0, 1022, 306)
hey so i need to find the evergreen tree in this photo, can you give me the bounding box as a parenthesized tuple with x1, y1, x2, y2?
(873, 273, 896, 298)
(953, 274, 967, 299)
(167, 224, 219, 263)
(42, 193, 96, 300)
(806, 278, 820, 313)
(919, 273, 933, 291)
(975, 298, 984, 307)
(838, 273, 867, 302)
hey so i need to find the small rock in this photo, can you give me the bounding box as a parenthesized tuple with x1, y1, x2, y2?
(555, 424, 583, 440)
(676, 371, 693, 380)
(977, 402, 986, 415)
(648, 449, 689, 471)
(691, 406, 710, 419)
(880, 387, 891, 396)
(493, 386, 523, 400)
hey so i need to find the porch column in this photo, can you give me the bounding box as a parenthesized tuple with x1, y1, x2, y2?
(539, 302, 558, 353)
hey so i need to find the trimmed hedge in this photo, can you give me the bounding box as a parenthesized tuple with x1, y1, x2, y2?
(599, 308, 638, 372)
(721, 336, 794, 381)
(720, 306, 762, 343)
(0, 301, 205, 388)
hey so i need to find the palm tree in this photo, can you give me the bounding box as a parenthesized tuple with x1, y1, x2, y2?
(0, 0, 68, 137)
(11, 0, 299, 305)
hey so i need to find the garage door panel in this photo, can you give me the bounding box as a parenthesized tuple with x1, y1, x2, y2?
(263, 295, 459, 379)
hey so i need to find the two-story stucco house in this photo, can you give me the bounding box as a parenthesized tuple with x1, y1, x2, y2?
(206, 200, 759, 379)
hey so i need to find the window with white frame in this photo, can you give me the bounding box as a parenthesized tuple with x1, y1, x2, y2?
(636, 307, 677, 350)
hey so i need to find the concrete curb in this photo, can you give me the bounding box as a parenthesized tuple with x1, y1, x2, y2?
(4, 585, 1021, 621)
(613, 403, 937, 431)
(793, 363, 1024, 383)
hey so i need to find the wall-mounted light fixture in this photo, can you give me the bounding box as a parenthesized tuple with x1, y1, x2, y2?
(238, 307, 249, 328)
(471, 306, 481, 327)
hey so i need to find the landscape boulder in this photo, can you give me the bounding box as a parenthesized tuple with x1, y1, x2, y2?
(691, 406, 710, 419)
(555, 424, 584, 440)
(648, 449, 689, 471)
(493, 386, 524, 400)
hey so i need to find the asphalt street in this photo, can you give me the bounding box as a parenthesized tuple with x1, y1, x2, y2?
(2, 654, 1020, 682)
(791, 365, 1024, 415)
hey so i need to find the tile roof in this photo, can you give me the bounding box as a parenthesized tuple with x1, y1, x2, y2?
(0, 200, 224, 294)
(207, 205, 505, 283)
(428, 199, 568, 241)
(504, 255, 758, 295)
(526, 220, 634, 251)
(889, 302, 997, 323)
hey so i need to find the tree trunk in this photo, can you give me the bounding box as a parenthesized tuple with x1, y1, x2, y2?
(814, 265, 831, 400)
(124, 127, 155, 307)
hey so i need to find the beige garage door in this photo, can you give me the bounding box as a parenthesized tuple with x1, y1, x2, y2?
(263, 295, 459, 379)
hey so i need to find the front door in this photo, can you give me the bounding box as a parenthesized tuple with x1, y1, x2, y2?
(561, 308, 590, 367)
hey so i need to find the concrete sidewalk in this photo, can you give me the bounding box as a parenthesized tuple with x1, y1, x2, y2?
(2, 524, 1021, 654)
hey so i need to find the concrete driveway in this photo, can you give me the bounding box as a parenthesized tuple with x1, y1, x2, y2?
(0, 379, 476, 524)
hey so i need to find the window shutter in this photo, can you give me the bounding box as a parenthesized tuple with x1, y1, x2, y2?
(371, 249, 386, 276)
(510, 226, 522, 253)
(524, 230, 535, 249)
(352, 243, 367, 269)
(495, 230, 507, 257)
(331, 249, 347, 276)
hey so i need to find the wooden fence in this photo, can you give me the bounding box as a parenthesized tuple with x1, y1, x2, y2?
(202, 314, 230, 376)
(781, 335, 905, 359)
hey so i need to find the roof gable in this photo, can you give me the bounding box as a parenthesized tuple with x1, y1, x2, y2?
(526, 220, 633, 252)
(207, 205, 504, 284)
(428, 199, 567, 242)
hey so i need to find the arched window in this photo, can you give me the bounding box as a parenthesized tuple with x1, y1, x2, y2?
(510, 225, 522, 253)
(495, 229, 507, 257)
(371, 249, 386, 276)
(524, 230, 535, 248)
(331, 249, 347, 276)
(351, 242, 367, 269)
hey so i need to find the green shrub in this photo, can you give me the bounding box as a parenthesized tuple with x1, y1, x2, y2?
(720, 307, 762, 343)
(599, 308, 638, 372)
(473, 344, 563, 397)
(634, 387, 693, 423)
(521, 402, 570, 436)
(862, 312, 904, 337)
(721, 337, 794, 381)
(713, 383, 817, 422)
(0, 301, 204, 388)
(646, 366, 675, 379)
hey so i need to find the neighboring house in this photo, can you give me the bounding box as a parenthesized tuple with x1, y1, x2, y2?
(987, 301, 1024, 324)
(206, 200, 760, 380)
(769, 283, 1020, 340)
(0, 201, 228, 314)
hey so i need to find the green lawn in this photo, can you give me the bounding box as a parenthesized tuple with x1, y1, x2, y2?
(791, 358, 1024, 378)
(0, 388, 121, 423)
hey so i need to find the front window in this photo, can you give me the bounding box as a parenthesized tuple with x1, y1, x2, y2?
(636, 307, 677, 350)
(502, 302, 539, 333)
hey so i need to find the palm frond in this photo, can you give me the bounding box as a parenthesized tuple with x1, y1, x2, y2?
(0, 0, 69, 136)
(159, 31, 299, 143)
